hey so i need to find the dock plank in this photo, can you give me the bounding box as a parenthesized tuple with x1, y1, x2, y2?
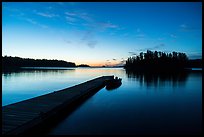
(2, 76, 114, 135)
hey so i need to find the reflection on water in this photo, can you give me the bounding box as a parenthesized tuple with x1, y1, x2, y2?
(48, 68, 202, 135)
(2, 68, 123, 106)
(126, 69, 189, 87)
(3, 68, 75, 76)
(2, 68, 202, 134)
(3, 69, 75, 85)
(2, 69, 76, 106)
(3, 69, 75, 80)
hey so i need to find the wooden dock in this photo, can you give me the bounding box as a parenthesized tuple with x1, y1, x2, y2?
(2, 76, 114, 135)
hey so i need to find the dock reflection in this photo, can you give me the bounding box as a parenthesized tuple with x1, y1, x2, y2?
(105, 82, 122, 91)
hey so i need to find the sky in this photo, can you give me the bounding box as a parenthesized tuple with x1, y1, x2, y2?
(2, 2, 202, 66)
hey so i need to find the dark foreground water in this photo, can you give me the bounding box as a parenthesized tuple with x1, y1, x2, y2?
(2, 68, 202, 135)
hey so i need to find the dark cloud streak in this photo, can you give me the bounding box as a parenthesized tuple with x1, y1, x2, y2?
(138, 43, 165, 51)
(128, 52, 137, 56)
(87, 41, 97, 48)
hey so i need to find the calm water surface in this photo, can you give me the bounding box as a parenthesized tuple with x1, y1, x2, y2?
(2, 68, 202, 134)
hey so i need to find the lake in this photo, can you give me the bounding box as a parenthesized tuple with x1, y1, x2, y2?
(2, 68, 202, 135)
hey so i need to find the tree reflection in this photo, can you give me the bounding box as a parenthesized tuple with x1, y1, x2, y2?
(2, 68, 75, 77)
(125, 70, 189, 87)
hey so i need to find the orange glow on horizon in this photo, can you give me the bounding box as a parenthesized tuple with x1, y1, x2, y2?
(69, 58, 124, 67)
(77, 62, 123, 67)
(77, 63, 105, 67)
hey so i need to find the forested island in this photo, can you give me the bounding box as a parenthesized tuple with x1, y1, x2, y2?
(2, 56, 76, 71)
(125, 50, 202, 72)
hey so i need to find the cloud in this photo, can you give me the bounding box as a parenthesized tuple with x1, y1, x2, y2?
(134, 28, 146, 39)
(179, 24, 199, 32)
(25, 18, 48, 29)
(93, 21, 120, 33)
(65, 12, 77, 16)
(26, 18, 37, 24)
(188, 51, 202, 59)
(114, 59, 126, 66)
(64, 10, 119, 48)
(128, 52, 137, 56)
(65, 12, 93, 25)
(36, 12, 58, 18)
(98, 22, 118, 29)
(180, 24, 187, 28)
(81, 29, 95, 41)
(154, 43, 165, 48)
(87, 40, 97, 48)
(78, 28, 97, 49)
(120, 60, 126, 63)
(112, 58, 117, 61)
(65, 11, 93, 23)
(119, 59, 126, 65)
(135, 34, 145, 38)
(138, 43, 165, 51)
(120, 58, 126, 63)
(79, 12, 94, 22)
(67, 22, 77, 25)
(170, 34, 177, 38)
(64, 11, 119, 30)
(66, 16, 77, 22)
(64, 39, 72, 44)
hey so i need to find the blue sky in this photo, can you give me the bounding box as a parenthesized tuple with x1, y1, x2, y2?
(2, 2, 202, 66)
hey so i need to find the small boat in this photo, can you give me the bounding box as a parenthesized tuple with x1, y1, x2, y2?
(105, 77, 122, 90)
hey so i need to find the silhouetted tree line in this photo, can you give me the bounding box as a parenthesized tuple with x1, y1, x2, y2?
(2, 56, 76, 70)
(125, 50, 196, 72)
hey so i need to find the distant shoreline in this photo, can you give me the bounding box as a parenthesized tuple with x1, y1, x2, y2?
(2, 66, 201, 73)
(2, 56, 92, 71)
